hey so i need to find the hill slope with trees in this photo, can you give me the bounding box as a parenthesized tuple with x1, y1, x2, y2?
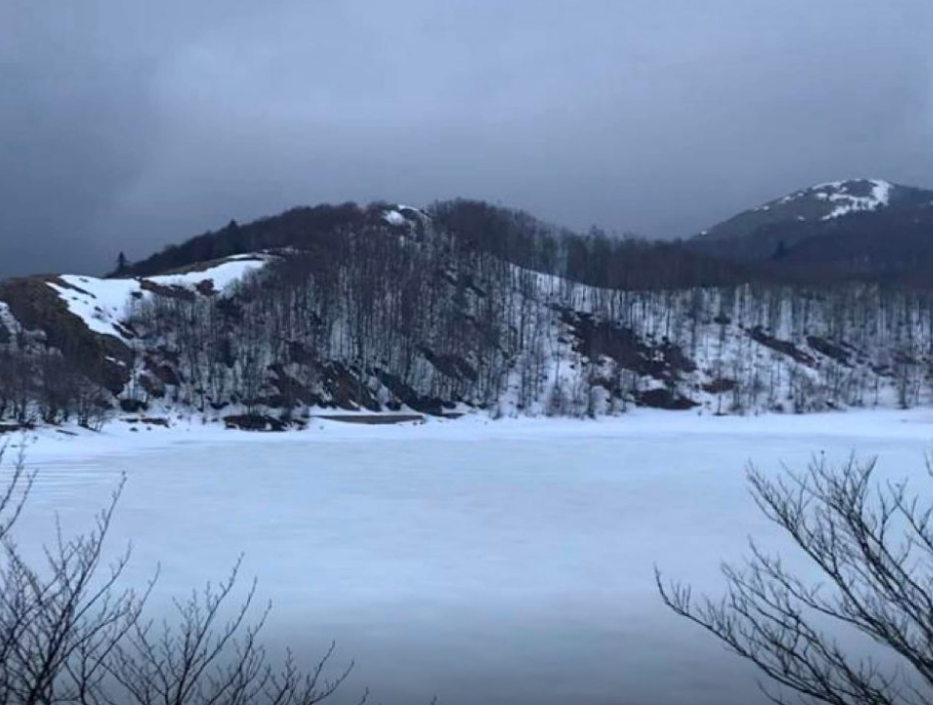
(2, 194, 933, 429)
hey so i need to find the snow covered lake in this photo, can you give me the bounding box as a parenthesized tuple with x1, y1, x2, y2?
(11, 410, 933, 705)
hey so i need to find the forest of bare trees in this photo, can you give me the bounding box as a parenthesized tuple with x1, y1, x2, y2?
(109, 205, 933, 421)
(2, 200, 933, 426)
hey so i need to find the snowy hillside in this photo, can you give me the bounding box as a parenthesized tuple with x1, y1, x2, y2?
(3, 247, 933, 428)
(3, 199, 933, 430)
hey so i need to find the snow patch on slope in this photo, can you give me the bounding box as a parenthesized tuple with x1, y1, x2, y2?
(147, 254, 268, 291)
(383, 205, 429, 226)
(382, 210, 407, 226)
(397, 204, 428, 218)
(818, 179, 892, 220)
(46, 254, 271, 340)
(48, 277, 140, 339)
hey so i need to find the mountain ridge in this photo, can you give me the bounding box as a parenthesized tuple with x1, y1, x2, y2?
(696, 178, 933, 241)
(687, 178, 933, 279)
(3, 191, 933, 430)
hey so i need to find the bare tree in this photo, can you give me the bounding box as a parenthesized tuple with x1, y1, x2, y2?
(109, 561, 355, 705)
(0, 444, 32, 543)
(0, 445, 359, 705)
(0, 474, 145, 705)
(658, 454, 933, 705)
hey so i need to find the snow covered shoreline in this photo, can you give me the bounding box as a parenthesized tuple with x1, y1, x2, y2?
(14, 406, 933, 466)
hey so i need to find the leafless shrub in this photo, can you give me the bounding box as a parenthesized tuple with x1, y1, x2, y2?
(658, 453, 933, 704)
(0, 444, 360, 705)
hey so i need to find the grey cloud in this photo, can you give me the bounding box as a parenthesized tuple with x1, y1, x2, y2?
(2, 0, 931, 276)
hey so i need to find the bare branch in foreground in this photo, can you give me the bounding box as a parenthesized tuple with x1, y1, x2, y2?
(659, 454, 933, 705)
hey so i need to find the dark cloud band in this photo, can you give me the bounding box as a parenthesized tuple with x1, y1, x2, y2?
(2, 0, 931, 276)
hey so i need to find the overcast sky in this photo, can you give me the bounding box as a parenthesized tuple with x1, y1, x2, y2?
(2, 0, 932, 276)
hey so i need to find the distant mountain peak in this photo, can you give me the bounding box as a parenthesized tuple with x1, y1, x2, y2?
(696, 178, 933, 244)
(768, 179, 894, 221)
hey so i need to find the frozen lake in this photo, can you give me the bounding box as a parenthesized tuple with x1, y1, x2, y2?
(11, 410, 933, 705)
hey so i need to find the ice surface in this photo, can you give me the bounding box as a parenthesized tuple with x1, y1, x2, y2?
(14, 410, 933, 705)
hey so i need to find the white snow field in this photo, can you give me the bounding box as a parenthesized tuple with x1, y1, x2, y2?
(11, 410, 933, 705)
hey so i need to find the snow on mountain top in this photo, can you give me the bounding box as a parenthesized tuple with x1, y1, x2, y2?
(811, 178, 891, 191)
(770, 179, 894, 219)
(382, 204, 430, 226)
(397, 204, 429, 217)
(383, 210, 407, 226)
(817, 179, 892, 220)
